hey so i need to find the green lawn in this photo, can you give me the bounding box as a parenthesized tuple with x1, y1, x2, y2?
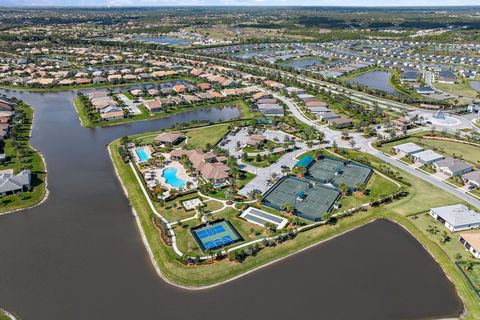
(243, 152, 283, 168)
(435, 81, 478, 104)
(457, 262, 480, 294)
(0, 312, 10, 320)
(378, 133, 480, 165)
(333, 173, 400, 212)
(73, 97, 94, 128)
(0, 103, 47, 213)
(110, 137, 480, 317)
(184, 124, 231, 149)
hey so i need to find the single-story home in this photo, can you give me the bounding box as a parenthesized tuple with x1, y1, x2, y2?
(154, 132, 184, 146)
(430, 204, 480, 232)
(256, 103, 284, 117)
(328, 117, 353, 128)
(463, 170, 480, 189)
(393, 142, 424, 156)
(319, 111, 339, 121)
(144, 100, 162, 112)
(437, 70, 457, 84)
(459, 232, 480, 258)
(411, 149, 444, 165)
(0, 169, 31, 196)
(434, 157, 473, 176)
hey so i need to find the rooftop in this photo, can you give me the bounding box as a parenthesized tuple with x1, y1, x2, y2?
(431, 204, 480, 228)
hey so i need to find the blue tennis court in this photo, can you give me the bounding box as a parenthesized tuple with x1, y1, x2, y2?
(191, 220, 243, 252)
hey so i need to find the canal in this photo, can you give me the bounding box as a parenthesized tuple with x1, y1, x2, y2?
(0, 89, 463, 320)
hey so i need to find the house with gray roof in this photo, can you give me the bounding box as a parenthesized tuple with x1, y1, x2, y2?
(411, 149, 444, 165)
(434, 157, 473, 176)
(463, 170, 480, 189)
(0, 169, 31, 196)
(430, 204, 480, 232)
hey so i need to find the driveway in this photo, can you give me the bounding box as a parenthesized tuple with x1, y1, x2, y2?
(116, 94, 143, 115)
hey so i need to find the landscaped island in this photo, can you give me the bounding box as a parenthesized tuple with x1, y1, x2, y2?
(0, 96, 46, 214)
(108, 118, 477, 318)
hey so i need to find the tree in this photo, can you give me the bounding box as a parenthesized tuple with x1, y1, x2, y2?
(281, 202, 294, 214)
(255, 193, 263, 205)
(314, 149, 324, 160)
(354, 183, 366, 193)
(339, 183, 349, 196)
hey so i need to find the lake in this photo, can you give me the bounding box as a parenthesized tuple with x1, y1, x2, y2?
(470, 81, 480, 91)
(348, 70, 398, 95)
(283, 58, 324, 69)
(0, 89, 463, 320)
(135, 37, 190, 45)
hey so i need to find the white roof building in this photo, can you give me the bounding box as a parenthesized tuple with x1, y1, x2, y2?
(430, 204, 480, 232)
(412, 150, 444, 164)
(393, 142, 424, 155)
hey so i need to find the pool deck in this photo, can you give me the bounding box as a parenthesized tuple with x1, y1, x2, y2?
(130, 146, 153, 164)
(156, 160, 198, 191)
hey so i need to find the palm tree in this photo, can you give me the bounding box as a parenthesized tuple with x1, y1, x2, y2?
(339, 183, 349, 196)
(281, 202, 294, 214)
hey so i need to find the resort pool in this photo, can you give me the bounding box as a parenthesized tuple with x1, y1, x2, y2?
(162, 167, 186, 188)
(135, 148, 150, 162)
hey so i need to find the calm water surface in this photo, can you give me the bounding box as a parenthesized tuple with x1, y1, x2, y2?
(348, 70, 398, 95)
(470, 80, 480, 91)
(283, 58, 324, 69)
(0, 89, 462, 320)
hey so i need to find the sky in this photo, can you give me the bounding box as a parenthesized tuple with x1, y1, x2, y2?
(1, 0, 480, 6)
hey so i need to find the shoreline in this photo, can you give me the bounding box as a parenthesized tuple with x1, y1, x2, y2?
(0, 102, 49, 216)
(107, 142, 419, 291)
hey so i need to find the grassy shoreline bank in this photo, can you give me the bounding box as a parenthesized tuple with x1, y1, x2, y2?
(108, 128, 480, 318)
(0, 102, 47, 214)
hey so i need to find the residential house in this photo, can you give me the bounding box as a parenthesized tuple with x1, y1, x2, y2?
(393, 142, 424, 156)
(411, 150, 444, 165)
(434, 157, 473, 176)
(430, 204, 480, 232)
(459, 232, 480, 258)
(144, 100, 162, 113)
(0, 169, 31, 196)
(463, 170, 480, 189)
(328, 117, 353, 128)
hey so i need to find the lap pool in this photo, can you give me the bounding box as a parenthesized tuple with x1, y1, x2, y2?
(162, 167, 186, 188)
(135, 148, 150, 162)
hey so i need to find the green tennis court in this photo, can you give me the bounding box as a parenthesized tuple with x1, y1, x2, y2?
(263, 176, 340, 221)
(307, 157, 372, 189)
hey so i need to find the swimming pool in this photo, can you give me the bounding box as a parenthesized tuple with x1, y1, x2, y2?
(135, 148, 150, 162)
(162, 167, 186, 188)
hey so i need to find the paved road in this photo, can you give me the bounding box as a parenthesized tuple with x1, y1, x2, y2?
(276, 91, 480, 209)
(173, 51, 480, 208)
(367, 145, 480, 209)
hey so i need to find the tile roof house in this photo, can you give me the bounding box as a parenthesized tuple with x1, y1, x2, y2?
(434, 157, 473, 176)
(0, 169, 31, 196)
(459, 232, 480, 258)
(169, 149, 230, 185)
(430, 204, 480, 232)
(143, 100, 162, 113)
(246, 134, 266, 147)
(154, 132, 184, 146)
